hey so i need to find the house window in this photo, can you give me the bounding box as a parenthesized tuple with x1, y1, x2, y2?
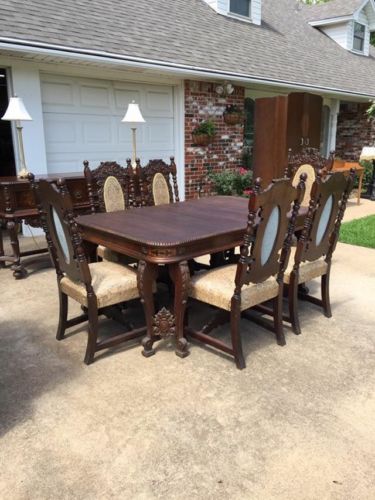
(229, 0, 251, 17)
(353, 22, 365, 52)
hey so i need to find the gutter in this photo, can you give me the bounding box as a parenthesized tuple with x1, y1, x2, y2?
(1, 37, 375, 100)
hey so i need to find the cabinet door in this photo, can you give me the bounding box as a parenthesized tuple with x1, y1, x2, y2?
(253, 96, 288, 186)
(305, 93, 323, 149)
(286, 93, 305, 152)
(286, 93, 323, 150)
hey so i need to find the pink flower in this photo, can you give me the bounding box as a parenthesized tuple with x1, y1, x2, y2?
(243, 189, 252, 196)
(239, 167, 248, 175)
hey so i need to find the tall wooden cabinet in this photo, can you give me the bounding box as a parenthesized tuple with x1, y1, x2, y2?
(253, 92, 323, 185)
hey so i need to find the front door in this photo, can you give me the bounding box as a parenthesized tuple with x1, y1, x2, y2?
(0, 69, 16, 177)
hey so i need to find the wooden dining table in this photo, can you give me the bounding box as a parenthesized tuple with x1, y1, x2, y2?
(76, 196, 306, 359)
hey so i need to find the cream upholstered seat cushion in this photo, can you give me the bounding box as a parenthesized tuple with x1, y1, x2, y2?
(60, 261, 140, 308)
(284, 247, 328, 284)
(189, 264, 279, 311)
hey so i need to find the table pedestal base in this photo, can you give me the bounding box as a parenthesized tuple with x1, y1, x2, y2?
(139, 259, 190, 358)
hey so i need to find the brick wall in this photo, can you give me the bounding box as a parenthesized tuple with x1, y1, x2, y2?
(184, 80, 245, 199)
(335, 102, 375, 160)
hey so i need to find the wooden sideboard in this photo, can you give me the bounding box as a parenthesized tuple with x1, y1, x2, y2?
(0, 173, 90, 278)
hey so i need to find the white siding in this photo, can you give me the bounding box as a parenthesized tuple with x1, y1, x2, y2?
(321, 22, 350, 49)
(251, 0, 262, 25)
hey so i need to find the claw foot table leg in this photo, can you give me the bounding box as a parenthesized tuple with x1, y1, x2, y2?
(138, 260, 159, 357)
(169, 260, 190, 358)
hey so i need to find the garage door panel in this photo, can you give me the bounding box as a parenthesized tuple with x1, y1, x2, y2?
(44, 116, 79, 145)
(114, 88, 142, 110)
(41, 81, 75, 107)
(146, 119, 174, 148)
(79, 84, 111, 108)
(145, 89, 173, 117)
(82, 117, 113, 145)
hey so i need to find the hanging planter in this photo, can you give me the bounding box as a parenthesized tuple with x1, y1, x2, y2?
(192, 120, 216, 147)
(223, 105, 244, 126)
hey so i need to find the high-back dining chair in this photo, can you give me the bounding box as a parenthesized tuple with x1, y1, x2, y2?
(84, 160, 135, 213)
(34, 178, 145, 365)
(284, 169, 355, 335)
(187, 176, 306, 369)
(287, 148, 334, 207)
(137, 157, 179, 206)
(84, 160, 135, 262)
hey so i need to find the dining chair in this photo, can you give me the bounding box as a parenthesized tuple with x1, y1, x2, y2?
(137, 157, 179, 206)
(283, 169, 355, 335)
(34, 177, 146, 365)
(287, 148, 335, 208)
(186, 175, 306, 369)
(84, 160, 135, 262)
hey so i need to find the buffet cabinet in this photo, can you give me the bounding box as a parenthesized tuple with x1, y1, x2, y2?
(253, 92, 323, 185)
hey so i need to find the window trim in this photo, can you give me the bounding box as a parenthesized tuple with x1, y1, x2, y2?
(228, 0, 251, 19)
(352, 21, 366, 53)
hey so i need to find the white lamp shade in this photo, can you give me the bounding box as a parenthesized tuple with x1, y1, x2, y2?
(121, 101, 145, 124)
(1, 96, 32, 121)
(360, 147, 375, 161)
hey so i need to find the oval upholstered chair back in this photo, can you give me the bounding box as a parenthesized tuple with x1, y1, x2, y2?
(84, 160, 134, 213)
(137, 157, 179, 206)
(295, 170, 355, 265)
(292, 164, 316, 207)
(235, 176, 305, 289)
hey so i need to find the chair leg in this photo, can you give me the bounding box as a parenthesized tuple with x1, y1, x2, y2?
(321, 272, 332, 318)
(273, 292, 286, 346)
(84, 302, 99, 365)
(230, 302, 245, 370)
(288, 273, 301, 335)
(56, 290, 68, 340)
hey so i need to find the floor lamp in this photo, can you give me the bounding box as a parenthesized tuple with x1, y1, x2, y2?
(121, 101, 145, 168)
(1, 96, 33, 178)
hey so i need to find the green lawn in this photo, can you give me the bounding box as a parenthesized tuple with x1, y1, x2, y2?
(339, 215, 375, 249)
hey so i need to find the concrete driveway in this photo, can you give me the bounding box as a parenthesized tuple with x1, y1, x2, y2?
(0, 224, 374, 499)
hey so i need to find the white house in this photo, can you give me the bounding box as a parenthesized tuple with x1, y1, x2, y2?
(0, 0, 375, 201)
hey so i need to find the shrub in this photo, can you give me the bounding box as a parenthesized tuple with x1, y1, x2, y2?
(210, 167, 252, 196)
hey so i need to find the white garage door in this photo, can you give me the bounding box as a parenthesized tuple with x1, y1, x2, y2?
(41, 74, 175, 174)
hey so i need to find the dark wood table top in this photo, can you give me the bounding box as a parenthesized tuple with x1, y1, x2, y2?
(77, 196, 248, 248)
(77, 197, 307, 264)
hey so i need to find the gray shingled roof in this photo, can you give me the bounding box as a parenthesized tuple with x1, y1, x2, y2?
(0, 0, 375, 98)
(302, 0, 365, 22)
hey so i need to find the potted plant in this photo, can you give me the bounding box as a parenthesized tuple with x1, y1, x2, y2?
(223, 105, 244, 125)
(192, 120, 216, 146)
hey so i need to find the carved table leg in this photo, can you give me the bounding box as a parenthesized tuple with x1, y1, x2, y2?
(0, 222, 5, 268)
(8, 221, 27, 279)
(169, 260, 190, 358)
(138, 260, 159, 357)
